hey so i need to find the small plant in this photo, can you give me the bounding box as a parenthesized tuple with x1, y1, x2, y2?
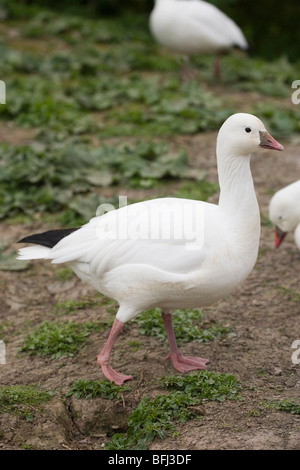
(105, 391, 202, 450)
(159, 370, 242, 402)
(67, 379, 130, 400)
(272, 399, 300, 415)
(20, 321, 91, 359)
(20, 319, 112, 359)
(0, 385, 53, 420)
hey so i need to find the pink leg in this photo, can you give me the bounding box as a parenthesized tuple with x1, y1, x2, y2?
(162, 312, 209, 373)
(181, 56, 197, 83)
(97, 318, 133, 385)
(214, 53, 221, 81)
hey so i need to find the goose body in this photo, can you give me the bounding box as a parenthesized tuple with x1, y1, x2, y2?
(18, 113, 283, 384)
(149, 0, 248, 58)
(269, 180, 300, 250)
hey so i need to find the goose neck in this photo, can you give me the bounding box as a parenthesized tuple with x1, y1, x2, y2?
(217, 152, 258, 216)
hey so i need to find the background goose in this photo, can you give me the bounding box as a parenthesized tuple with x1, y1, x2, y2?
(18, 113, 283, 385)
(269, 180, 300, 250)
(149, 0, 248, 79)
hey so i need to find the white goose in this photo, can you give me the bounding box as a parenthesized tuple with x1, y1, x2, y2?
(149, 0, 248, 78)
(18, 113, 283, 385)
(269, 180, 300, 250)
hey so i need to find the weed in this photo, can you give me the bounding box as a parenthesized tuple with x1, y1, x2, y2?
(0, 385, 53, 420)
(272, 399, 300, 415)
(20, 320, 91, 358)
(105, 391, 202, 450)
(159, 370, 242, 402)
(67, 379, 130, 400)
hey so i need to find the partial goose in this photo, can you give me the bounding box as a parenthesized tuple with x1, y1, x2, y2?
(149, 0, 248, 79)
(18, 113, 283, 385)
(269, 180, 300, 250)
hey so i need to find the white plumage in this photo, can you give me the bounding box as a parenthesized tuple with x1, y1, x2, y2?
(269, 180, 300, 250)
(149, 0, 248, 77)
(18, 113, 283, 385)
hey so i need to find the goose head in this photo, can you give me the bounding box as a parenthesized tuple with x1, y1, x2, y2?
(217, 113, 284, 158)
(269, 181, 300, 248)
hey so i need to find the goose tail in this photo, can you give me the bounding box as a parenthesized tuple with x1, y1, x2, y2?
(17, 228, 79, 260)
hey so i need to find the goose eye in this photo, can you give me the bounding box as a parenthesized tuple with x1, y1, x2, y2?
(245, 127, 252, 133)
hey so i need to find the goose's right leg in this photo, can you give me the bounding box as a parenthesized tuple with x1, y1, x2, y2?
(97, 318, 133, 386)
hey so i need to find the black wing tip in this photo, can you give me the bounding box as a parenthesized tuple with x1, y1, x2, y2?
(18, 228, 80, 248)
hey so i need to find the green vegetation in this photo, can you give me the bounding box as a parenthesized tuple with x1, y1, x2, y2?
(3, 0, 300, 61)
(67, 379, 130, 400)
(52, 296, 105, 315)
(159, 370, 241, 402)
(105, 392, 202, 450)
(20, 320, 109, 359)
(0, 385, 53, 420)
(105, 370, 241, 449)
(0, 141, 205, 221)
(1, 8, 300, 224)
(135, 308, 230, 344)
(175, 180, 219, 202)
(55, 267, 74, 281)
(272, 399, 300, 415)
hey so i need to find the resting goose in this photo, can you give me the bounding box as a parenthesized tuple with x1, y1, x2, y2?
(149, 0, 248, 79)
(18, 113, 283, 385)
(269, 180, 300, 250)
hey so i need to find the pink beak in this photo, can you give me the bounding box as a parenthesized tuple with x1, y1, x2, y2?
(259, 131, 284, 151)
(274, 226, 287, 248)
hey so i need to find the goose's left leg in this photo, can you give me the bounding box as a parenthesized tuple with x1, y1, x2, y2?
(162, 312, 209, 372)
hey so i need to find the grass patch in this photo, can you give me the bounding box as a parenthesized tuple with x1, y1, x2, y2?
(135, 308, 230, 345)
(20, 319, 110, 359)
(159, 370, 242, 402)
(272, 398, 300, 415)
(67, 379, 130, 400)
(105, 391, 202, 450)
(53, 297, 104, 315)
(105, 370, 241, 450)
(0, 385, 53, 421)
(0, 141, 203, 220)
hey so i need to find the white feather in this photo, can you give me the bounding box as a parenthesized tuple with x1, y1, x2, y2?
(17, 245, 51, 260)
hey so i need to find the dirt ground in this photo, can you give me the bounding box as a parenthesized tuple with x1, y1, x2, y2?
(0, 127, 300, 451)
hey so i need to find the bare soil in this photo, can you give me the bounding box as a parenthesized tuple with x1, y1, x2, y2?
(0, 130, 300, 451)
